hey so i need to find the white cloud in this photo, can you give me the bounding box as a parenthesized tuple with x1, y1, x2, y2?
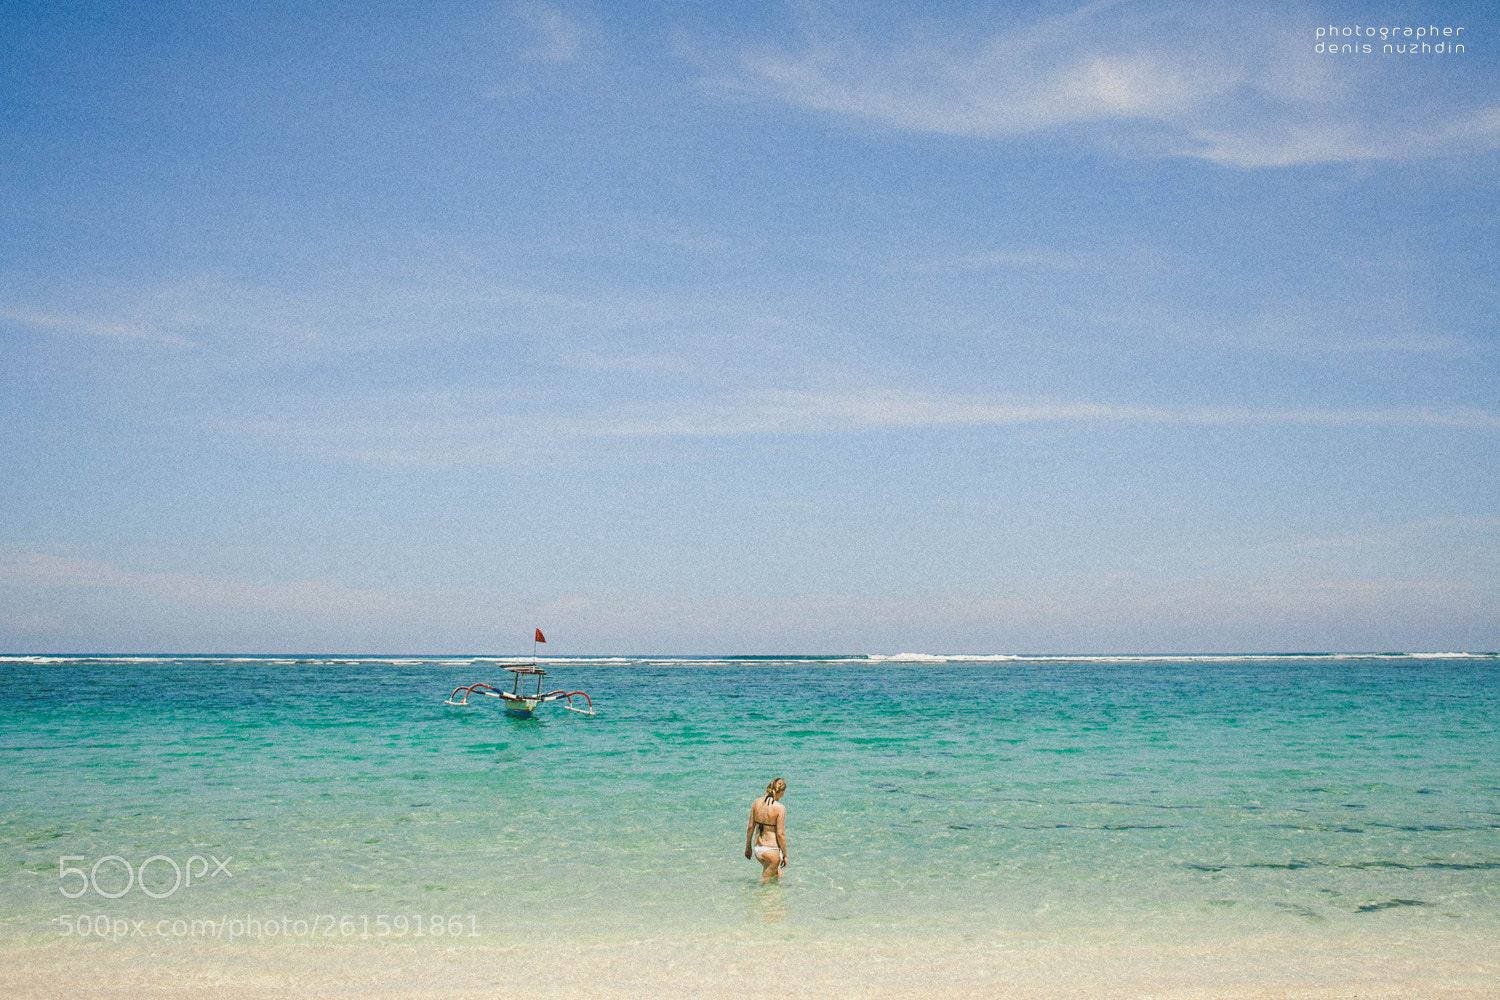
(5, 543, 1492, 653)
(0, 306, 196, 347)
(514, 3, 583, 63)
(0, 554, 415, 619)
(0, 552, 534, 648)
(394, 570, 1494, 653)
(223, 389, 1500, 467)
(1267, 516, 1500, 553)
(904, 247, 1111, 273)
(0, 267, 742, 366)
(739, 31, 1227, 137)
(1188, 106, 1500, 168)
(725, 3, 1500, 167)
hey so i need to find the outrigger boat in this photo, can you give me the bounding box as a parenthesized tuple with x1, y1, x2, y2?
(446, 663, 595, 718)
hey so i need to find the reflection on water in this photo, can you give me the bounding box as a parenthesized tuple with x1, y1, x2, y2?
(745, 881, 788, 924)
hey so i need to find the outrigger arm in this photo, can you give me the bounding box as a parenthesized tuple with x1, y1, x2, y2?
(444, 665, 595, 717)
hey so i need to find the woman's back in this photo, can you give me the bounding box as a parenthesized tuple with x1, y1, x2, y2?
(745, 778, 788, 879)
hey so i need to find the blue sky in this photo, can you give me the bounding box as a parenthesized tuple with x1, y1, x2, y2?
(2, 1, 1497, 654)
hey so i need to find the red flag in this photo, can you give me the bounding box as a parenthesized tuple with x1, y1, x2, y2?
(535, 629, 546, 643)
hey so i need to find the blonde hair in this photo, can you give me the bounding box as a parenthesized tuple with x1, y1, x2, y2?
(763, 777, 786, 802)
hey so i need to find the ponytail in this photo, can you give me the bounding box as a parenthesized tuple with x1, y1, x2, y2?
(763, 777, 786, 803)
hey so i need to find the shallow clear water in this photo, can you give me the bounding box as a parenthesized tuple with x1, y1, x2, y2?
(2, 655, 1497, 950)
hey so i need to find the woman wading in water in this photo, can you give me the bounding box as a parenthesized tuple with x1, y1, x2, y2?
(745, 778, 787, 880)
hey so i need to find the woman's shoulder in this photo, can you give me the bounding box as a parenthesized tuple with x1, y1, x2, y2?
(751, 798, 784, 818)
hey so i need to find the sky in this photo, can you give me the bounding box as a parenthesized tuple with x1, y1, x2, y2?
(2, 0, 1497, 655)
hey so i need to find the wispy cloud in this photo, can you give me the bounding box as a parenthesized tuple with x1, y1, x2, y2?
(738, 9, 1229, 136)
(1267, 516, 1500, 553)
(723, 3, 1500, 167)
(224, 389, 1500, 467)
(1187, 105, 1500, 168)
(514, 2, 583, 63)
(0, 554, 416, 619)
(0, 306, 196, 347)
(0, 552, 533, 647)
(0, 268, 747, 366)
(4, 548, 1490, 653)
(381, 571, 1493, 652)
(903, 247, 1114, 274)
(1195, 305, 1488, 356)
(0, 277, 338, 354)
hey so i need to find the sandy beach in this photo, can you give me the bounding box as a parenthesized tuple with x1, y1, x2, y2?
(7, 929, 1498, 999)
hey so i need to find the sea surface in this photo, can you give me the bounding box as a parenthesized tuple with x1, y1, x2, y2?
(2, 654, 1498, 955)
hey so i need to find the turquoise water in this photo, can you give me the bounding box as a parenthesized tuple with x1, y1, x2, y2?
(2, 654, 1498, 950)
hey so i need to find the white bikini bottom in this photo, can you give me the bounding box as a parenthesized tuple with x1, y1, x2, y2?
(752, 843, 780, 862)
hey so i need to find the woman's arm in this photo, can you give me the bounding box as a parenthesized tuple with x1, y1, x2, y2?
(774, 809, 787, 867)
(745, 807, 755, 858)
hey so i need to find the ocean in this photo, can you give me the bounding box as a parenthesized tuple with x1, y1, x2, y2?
(3, 654, 1498, 987)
